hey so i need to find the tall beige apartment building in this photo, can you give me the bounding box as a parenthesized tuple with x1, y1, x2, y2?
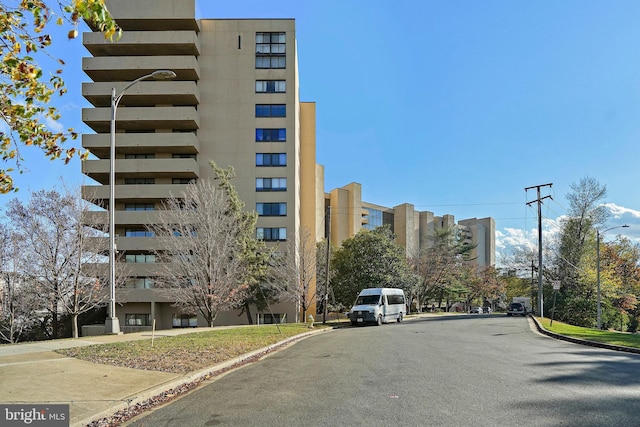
(81, 0, 321, 330)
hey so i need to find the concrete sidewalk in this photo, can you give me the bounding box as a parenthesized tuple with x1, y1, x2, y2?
(0, 327, 325, 427)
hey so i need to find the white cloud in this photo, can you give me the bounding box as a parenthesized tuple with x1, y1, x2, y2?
(603, 203, 640, 219)
(496, 204, 640, 267)
(43, 115, 65, 133)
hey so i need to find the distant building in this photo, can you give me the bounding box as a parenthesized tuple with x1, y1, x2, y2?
(325, 183, 495, 269)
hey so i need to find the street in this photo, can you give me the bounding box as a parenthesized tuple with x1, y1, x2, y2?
(127, 315, 640, 426)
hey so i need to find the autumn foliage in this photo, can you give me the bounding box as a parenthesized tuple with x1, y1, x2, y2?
(0, 0, 120, 193)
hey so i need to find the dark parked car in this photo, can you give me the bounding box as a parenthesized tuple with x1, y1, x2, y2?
(507, 302, 527, 316)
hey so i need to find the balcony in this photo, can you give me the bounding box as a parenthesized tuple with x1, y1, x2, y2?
(83, 81, 199, 107)
(82, 158, 198, 184)
(84, 210, 175, 226)
(85, 0, 198, 32)
(83, 184, 190, 202)
(83, 30, 200, 57)
(82, 106, 199, 133)
(113, 236, 176, 252)
(82, 132, 199, 158)
(82, 56, 199, 81)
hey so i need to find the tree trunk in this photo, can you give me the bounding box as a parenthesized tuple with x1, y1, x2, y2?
(244, 302, 254, 324)
(437, 289, 445, 310)
(52, 292, 59, 339)
(72, 314, 79, 338)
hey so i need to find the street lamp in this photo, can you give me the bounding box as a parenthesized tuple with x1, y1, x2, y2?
(105, 70, 177, 334)
(596, 224, 629, 330)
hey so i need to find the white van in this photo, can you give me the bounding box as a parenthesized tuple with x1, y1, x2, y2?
(349, 288, 407, 326)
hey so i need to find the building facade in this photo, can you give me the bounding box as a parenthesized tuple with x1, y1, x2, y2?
(81, 0, 321, 330)
(326, 182, 495, 269)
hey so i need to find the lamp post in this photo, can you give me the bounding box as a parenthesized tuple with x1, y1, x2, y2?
(596, 224, 629, 330)
(105, 70, 177, 334)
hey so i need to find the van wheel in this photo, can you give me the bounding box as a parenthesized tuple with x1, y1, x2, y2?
(376, 315, 382, 326)
(397, 313, 403, 323)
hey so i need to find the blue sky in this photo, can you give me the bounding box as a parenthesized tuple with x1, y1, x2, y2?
(7, 0, 640, 261)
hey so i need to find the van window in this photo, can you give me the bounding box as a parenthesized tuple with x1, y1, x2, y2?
(387, 294, 405, 305)
(356, 295, 380, 305)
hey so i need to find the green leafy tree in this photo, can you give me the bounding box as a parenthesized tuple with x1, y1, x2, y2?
(1, 0, 120, 193)
(580, 235, 640, 330)
(330, 225, 413, 308)
(466, 266, 505, 309)
(412, 226, 475, 311)
(210, 163, 272, 324)
(553, 176, 609, 322)
(502, 271, 534, 309)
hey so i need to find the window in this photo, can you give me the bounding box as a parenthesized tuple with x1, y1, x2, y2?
(257, 227, 287, 241)
(256, 104, 286, 118)
(256, 128, 286, 142)
(173, 227, 197, 237)
(256, 32, 286, 53)
(363, 208, 383, 230)
(258, 313, 283, 324)
(125, 277, 153, 289)
(125, 154, 155, 159)
(387, 294, 406, 305)
(256, 80, 286, 93)
(256, 56, 286, 69)
(124, 203, 155, 211)
(172, 178, 196, 184)
(125, 228, 155, 237)
(125, 314, 151, 326)
(125, 178, 155, 185)
(256, 153, 286, 166)
(172, 154, 197, 159)
(257, 202, 287, 216)
(125, 254, 156, 263)
(256, 178, 287, 191)
(256, 32, 286, 69)
(173, 314, 197, 328)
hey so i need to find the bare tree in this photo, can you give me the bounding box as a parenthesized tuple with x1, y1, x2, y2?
(148, 178, 252, 327)
(61, 190, 112, 338)
(268, 225, 317, 322)
(6, 187, 110, 338)
(315, 238, 337, 315)
(0, 223, 39, 343)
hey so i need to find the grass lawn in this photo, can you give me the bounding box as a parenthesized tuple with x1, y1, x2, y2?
(58, 323, 327, 374)
(537, 317, 640, 349)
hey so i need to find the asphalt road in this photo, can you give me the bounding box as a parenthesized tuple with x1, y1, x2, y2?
(126, 315, 640, 426)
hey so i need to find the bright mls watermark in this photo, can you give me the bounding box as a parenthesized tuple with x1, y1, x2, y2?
(0, 405, 69, 426)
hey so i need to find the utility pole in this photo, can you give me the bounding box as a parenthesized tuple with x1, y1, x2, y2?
(323, 206, 331, 324)
(525, 183, 552, 317)
(531, 259, 535, 306)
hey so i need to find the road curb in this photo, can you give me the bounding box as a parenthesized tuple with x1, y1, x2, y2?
(529, 315, 640, 355)
(73, 326, 334, 427)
